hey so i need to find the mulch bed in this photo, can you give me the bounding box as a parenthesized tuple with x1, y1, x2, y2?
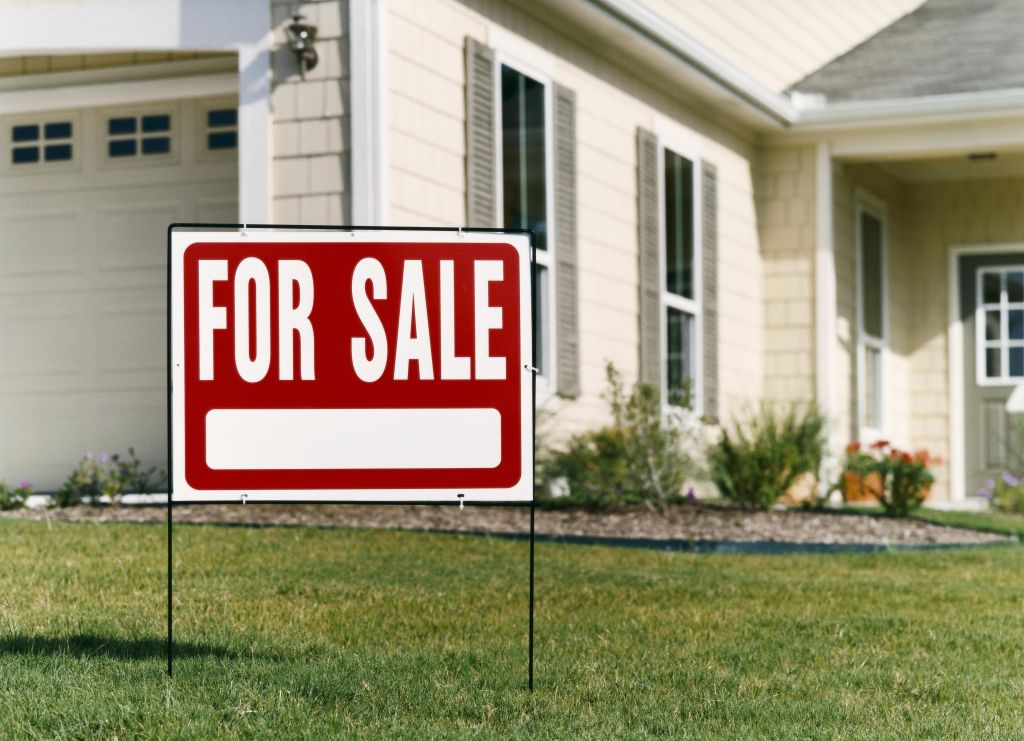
(0, 502, 1013, 547)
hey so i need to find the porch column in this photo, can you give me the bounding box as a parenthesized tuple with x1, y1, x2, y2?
(815, 142, 836, 439)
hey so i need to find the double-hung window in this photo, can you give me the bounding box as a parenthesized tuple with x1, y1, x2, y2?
(662, 147, 700, 409)
(499, 62, 553, 381)
(857, 202, 887, 434)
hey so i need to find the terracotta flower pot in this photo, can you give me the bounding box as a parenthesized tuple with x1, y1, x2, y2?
(843, 471, 883, 502)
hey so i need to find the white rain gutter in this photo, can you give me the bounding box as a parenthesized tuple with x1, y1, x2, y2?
(791, 86, 1024, 130)
(587, 0, 796, 127)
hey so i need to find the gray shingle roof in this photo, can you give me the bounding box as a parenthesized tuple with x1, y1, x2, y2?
(790, 0, 1024, 102)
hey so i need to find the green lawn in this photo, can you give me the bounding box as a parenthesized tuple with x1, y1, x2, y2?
(2, 517, 1024, 738)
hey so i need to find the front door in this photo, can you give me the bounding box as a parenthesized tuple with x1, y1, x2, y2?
(961, 253, 1024, 497)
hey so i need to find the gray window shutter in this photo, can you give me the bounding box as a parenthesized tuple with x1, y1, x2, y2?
(701, 162, 719, 422)
(553, 84, 579, 398)
(465, 37, 496, 227)
(637, 128, 661, 392)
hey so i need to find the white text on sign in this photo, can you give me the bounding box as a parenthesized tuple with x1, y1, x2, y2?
(197, 257, 507, 383)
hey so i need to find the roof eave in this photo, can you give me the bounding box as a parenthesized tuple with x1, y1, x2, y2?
(790, 87, 1024, 132)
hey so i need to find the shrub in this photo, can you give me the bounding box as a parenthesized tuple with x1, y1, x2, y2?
(55, 449, 165, 507)
(537, 364, 703, 509)
(710, 404, 826, 510)
(0, 480, 31, 511)
(839, 441, 936, 517)
(977, 470, 1024, 513)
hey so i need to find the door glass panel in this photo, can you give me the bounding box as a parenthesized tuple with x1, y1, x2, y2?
(1011, 310, 1024, 340)
(983, 272, 1002, 305)
(1009, 271, 1024, 302)
(987, 347, 1001, 378)
(1012, 347, 1024, 377)
(986, 310, 1002, 340)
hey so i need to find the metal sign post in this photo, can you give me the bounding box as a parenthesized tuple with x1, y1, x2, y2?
(166, 224, 536, 688)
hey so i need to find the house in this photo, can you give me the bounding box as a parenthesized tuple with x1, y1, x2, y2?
(0, 0, 1013, 504)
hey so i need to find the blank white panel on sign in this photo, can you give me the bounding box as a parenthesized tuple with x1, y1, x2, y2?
(206, 408, 502, 470)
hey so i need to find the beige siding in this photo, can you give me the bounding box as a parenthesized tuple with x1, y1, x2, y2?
(387, 0, 764, 433)
(902, 177, 1024, 499)
(270, 0, 349, 224)
(643, 0, 925, 92)
(756, 145, 816, 406)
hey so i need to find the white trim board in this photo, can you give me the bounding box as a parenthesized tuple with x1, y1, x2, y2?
(947, 243, 1024, 502)
(0, 73, 236, 116)
(350, 0, 388, 225)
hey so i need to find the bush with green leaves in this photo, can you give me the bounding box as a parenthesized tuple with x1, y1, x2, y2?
(0, 480, 31, 511)
(55, 448, 165, 507)
(710, 404, 826, 510)
(537, 364, 703, 509)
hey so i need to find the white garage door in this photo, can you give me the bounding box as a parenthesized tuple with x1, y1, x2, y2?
(0, 97, 238, 490)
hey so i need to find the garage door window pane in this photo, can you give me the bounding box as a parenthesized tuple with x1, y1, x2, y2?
(44, 144, 72, 162)
(109, 140, 136, 157)
(12, 147, 39, 164)
(142, 115, 170, 133)
(12, 125, 38, 142)
(109, 118, 136, 135)
(142, 137, 171, 155)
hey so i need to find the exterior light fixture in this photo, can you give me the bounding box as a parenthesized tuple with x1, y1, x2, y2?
(286, 14, 319, 77)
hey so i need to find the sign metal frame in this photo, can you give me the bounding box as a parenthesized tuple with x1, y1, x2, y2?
(165, 223, 538, 690)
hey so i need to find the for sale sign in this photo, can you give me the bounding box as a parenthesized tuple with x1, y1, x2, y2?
(169, 228, 533, 502)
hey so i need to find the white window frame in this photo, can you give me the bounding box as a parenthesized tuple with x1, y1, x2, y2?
(1, 111, 81, 176)
(657, 141, 703, 413)
(493, 53, 556, 395)
(99, 103, 179, 169)
(855, 194, 888, 440)
(974, 265, 1024, 386)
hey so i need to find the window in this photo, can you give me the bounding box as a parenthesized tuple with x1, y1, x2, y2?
(499, 63, 553, 379)
(206, 108, 238, 151)
(857, 204, 886, 432)
(977, 267, 1024, 383)
(106, 112, 172, 159)
(9, 121, 74, 165)
(662, 147, 699, 408)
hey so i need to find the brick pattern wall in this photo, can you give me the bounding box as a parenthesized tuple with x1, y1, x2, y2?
(270, 0, 349, 225)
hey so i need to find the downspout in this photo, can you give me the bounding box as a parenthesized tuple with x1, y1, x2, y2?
(350, 0, 388, 225)
(815, 142, 836, 484)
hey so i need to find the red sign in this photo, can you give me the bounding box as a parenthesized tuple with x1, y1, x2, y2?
(170, 229, 533, 502)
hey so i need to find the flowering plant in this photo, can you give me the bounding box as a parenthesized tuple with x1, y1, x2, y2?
(839, 440, 937, 517)
(0, 480, 31, 511)
(977, 471, 1024, 513)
